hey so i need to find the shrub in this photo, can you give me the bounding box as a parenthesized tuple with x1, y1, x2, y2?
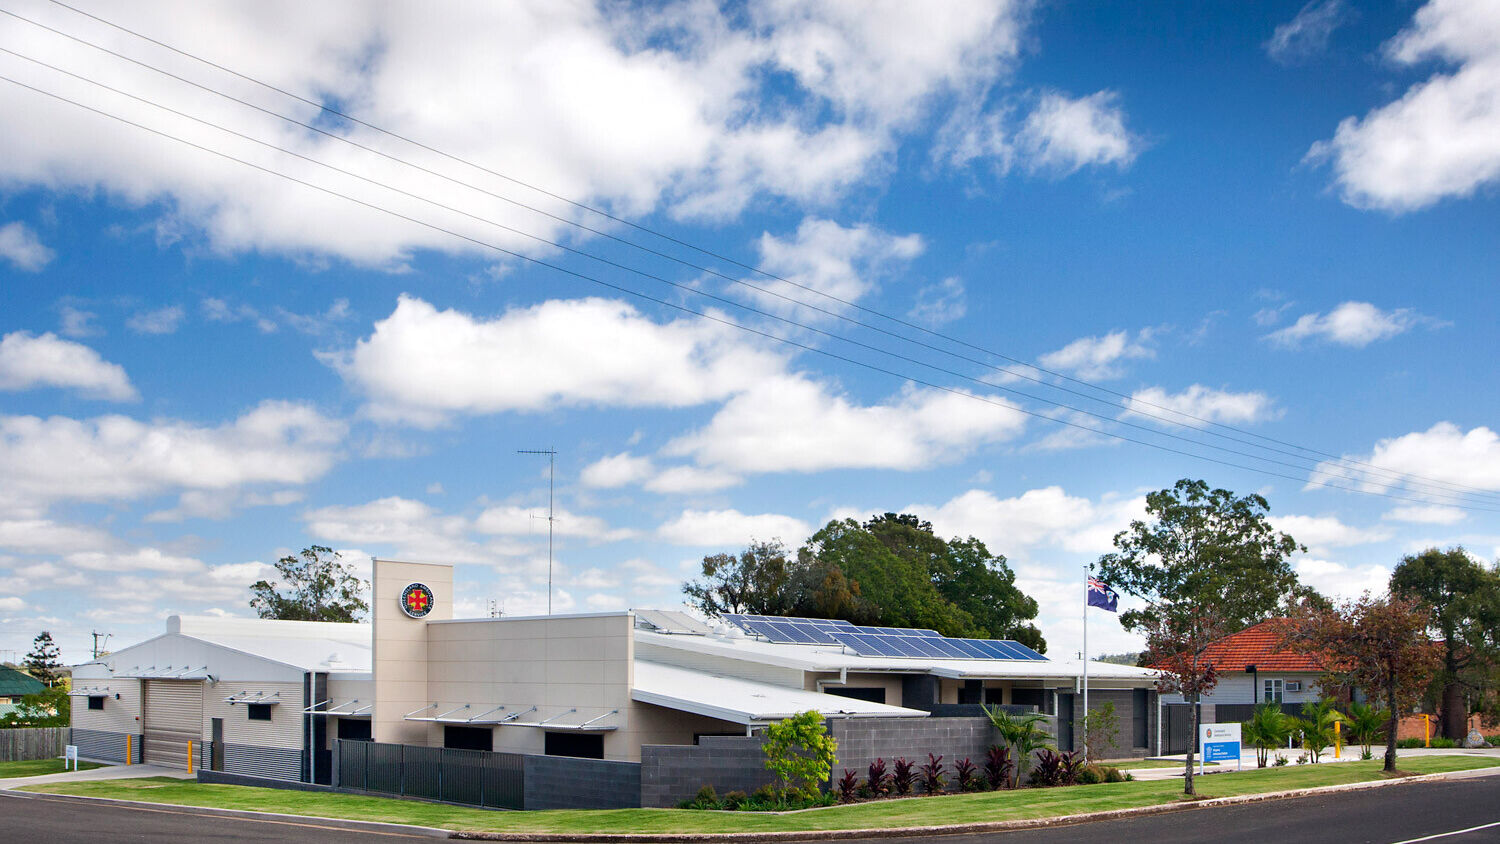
(1273, 754, 1289, 766)
(954, 757, 981, 792)
(681, 784, 719, 809)
(1103, 766, 1128, 783)
(837, 770, 861, 803)
(984, 745, 1013, 790)
(1030, 749, 1065, 787)
(762, 710, 839, 804)
(1058, 750, 1085, 786)
(751, 784, 776, 804)
(1076, 765, 1102, 785)
(1397, 736, 1458, 749)
(892, 757, 915, 795)
(722, 790, 748, 810)
(867, 758, 890, 797)
(918, 754, 947, 795)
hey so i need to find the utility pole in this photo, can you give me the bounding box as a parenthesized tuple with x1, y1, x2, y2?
(91, 631, 111, 659)
(517, 448, 557, 615)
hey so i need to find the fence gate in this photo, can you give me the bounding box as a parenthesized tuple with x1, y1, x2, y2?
(1163, 704, 1193, 754)
(142, 680, 203, 769)
(336, 740, 525, 810)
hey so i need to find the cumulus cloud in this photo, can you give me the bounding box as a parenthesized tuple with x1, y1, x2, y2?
(1271, 514, 1392, 552)
(1265, 0, 1349, 64)
(1310, 422, 1500, 494)
(1308, 0, 1500, 211)
(125, 305, 186, 335)
(908, 277, 967, 328)
(0, 401, 345, 511)
(303, 496, 495, 565)
(1037, 329, 1154, 380)
(1015, 91, 1137, 176)
(327, 296, 786, 426)
(0, 221, 54, 271)
(663, 375, 1027, 475)
(748, 218, 924, 316)
(1123, 385, 1279, 427)
(474, 505, 634, 543)
(656, 509, 813, 546)
(643, 465, 742, 494)
(0, 518, 118, 555)
(0, 1, 1029, 263)
(1294, 557, 1392, 601)
(1264, 301, 1434, 348)
(916, 486, 1145, 556)
(580, 453, 655, 489)
(1383, 504, 1466, 525)
(0, 331, 136, 400)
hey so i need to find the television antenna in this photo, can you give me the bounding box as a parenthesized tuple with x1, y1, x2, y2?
(517, 448, 557, 614)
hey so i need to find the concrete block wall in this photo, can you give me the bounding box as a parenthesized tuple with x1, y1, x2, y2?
(829, 716, 1000, 787)
(1066, 689, 1156, 760)
(524, 755, 642, 809)
(640, 735, 772, 808)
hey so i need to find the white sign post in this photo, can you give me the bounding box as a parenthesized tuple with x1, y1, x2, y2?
(64, 744, 78, 772)
(1199, 723, 1242, 774)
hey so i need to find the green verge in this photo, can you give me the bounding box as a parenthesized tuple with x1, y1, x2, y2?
(21, 756, 1499, 835)
(0, 758, 105, 778)
(1114, 759, 1217, 769)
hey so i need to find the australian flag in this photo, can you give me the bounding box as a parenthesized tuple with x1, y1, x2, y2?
(1087, 576, 1119, 612)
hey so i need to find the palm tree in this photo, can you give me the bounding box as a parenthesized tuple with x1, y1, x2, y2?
(985, 705, 1054, 788)
(1343, 700, 1390, 760)
(1242, 702, 1293, 768)
(1297, 698, 1345, 763)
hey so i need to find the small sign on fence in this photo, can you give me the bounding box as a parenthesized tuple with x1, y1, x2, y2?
(65, 744, 78, 771)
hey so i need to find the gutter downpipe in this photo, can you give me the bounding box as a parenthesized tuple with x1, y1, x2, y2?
(815, 667, 848, 694)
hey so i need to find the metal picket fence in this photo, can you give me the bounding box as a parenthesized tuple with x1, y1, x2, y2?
(334, 740, 525, 809)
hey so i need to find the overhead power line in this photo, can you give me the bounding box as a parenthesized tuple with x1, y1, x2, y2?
(3, 70, 1495, 516)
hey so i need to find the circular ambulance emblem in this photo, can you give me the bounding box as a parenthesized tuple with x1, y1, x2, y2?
(400, 582, 435, 618)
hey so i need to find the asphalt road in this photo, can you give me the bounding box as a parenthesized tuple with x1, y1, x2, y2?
(1, 773, 1497, 843)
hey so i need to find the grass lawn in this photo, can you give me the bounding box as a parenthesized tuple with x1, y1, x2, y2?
(0, 758, 105, 778)
(1115, 759, 1217, 770)
(23, 756, 1498, 835)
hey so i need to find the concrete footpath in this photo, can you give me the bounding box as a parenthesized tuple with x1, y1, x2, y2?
(1122, 746, 1500, 781)
(0, 761, 193, 790)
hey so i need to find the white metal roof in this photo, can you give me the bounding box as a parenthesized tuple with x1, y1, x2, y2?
(634, 627, 1158, 683)
(168, 615, 372, 673)
(631, 660, 929, 725)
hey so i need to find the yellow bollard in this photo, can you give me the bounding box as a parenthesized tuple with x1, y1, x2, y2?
(125, 735, 132, 766)
(1335, 721, 1341, 759)
(187, 740, 193, 772)
(1425, 714, 1432, 748)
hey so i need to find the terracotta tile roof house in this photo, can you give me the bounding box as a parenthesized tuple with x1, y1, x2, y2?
(1156, 619, 1330, 707)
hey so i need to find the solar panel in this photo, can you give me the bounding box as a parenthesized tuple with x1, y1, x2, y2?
(721, 614, 854, 644)
(720, 614, 1048, 661)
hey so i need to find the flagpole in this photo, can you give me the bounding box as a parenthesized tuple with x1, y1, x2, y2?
(1082, 563, 1089, 764)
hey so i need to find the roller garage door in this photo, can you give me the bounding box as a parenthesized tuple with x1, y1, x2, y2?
(143, 680, 203, 769)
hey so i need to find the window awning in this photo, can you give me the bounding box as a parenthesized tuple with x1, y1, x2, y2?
(112, 664, 212, 679)
(67, 685, 115, 697)
(302, 698, 371, 717)
(631, 660, 928, 726)
(224, 691, 282, 705)
(402, 703, 620, 730)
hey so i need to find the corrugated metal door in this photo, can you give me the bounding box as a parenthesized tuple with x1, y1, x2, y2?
(143, 680, 203, 769)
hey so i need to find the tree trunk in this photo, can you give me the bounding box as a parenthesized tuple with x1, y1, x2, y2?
(1184, 700, 1198, 795)
(1384, 684, 1399, 773)
(1441, 681, 1467, 740)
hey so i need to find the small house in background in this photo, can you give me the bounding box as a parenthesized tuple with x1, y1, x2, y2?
(1155, 618, 1335, 752)
(0, 664, 48, 721)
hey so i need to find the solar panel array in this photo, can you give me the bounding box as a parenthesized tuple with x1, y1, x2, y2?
(719, 614, 1044, 661)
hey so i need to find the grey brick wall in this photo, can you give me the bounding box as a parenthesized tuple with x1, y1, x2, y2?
(829, 716, 1003, 789)
(1067, 689, 1157, 760)
(524, 754, 642, 809)
(640, 735, 771, 808)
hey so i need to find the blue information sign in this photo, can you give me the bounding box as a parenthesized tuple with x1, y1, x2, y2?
(1200, 723, 1242, 767)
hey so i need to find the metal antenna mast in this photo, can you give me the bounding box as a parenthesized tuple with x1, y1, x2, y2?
(91, 631, 112, 659)
(518, 448, 557, 614)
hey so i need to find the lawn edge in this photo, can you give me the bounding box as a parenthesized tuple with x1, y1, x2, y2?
(15, 761, 1500, 842)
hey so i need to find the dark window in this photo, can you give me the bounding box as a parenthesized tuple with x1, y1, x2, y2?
(87, 696, 105, 710)
(1011, 688, 1045, 710)
(444, 725, 493, 751)
(545, 731, 603, 759)
(246, 703, 273, 721)
(826, 687, 886, 704)
(337, 718, 372, 742)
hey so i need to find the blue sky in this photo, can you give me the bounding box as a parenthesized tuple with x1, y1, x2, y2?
(1, 0, 1498, 664)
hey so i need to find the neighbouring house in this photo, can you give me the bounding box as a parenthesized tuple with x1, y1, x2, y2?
(72, 558, 1160, 806)
(0, 665, 46, 703)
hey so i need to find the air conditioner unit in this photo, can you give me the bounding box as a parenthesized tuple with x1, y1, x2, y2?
(1285, 681, 1302, 692)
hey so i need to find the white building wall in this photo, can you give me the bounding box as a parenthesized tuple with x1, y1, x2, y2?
(208, 680, 304, 750)
(1160, 672, 1327, 705)
(70, 677, 142, 735)
(372, 559, 452, 746)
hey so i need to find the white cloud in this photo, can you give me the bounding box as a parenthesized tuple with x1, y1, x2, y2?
(0, 331, 136, 401)
(749, 218, 923, 316)
(1383, 504, 1466, 525)
(916, 486, 1145, 556)
(66, 548, 205, 574)
(1271, 514, 1392, 552)
(0, 1, 1029, 263)
(1016, 91, 1137, 176)
(1308, 0, 1500, 211)
(1264, 301, 1433, 348)
(144, 488, 305, 523)
(59, 306, 101, 338)
(1265, 0, 1349, 65)
(663, 375, 1027, 474)
(125, 306, 186, 335)
(1123, 384, 1279, 427)
(0, 597, 25, 613)
(474, 505, 634, 543)
(1295, 557, 1392, 601)
(643, 465, 742, 494)
(327, 296, 786, 426)
(580, 453, 655, 489)
(1037, 329, 1154, 380)
(657, 509, 812, 547)
(1311, 422, 1500, 494)
(0, 519, 117, 555)
(908, 277, 967, 328)
(0, 221, 53, 271)
(0, 401, 345, 511)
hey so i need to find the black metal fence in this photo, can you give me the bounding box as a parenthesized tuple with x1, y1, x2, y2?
(335, 740, 525, 809)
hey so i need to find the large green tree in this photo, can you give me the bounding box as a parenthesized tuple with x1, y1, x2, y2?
(250, 546, 369, 622)
(1390, 547, 1500, 739)
(24, 631, 62, 686)
(1093, 478, 1306, 635)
